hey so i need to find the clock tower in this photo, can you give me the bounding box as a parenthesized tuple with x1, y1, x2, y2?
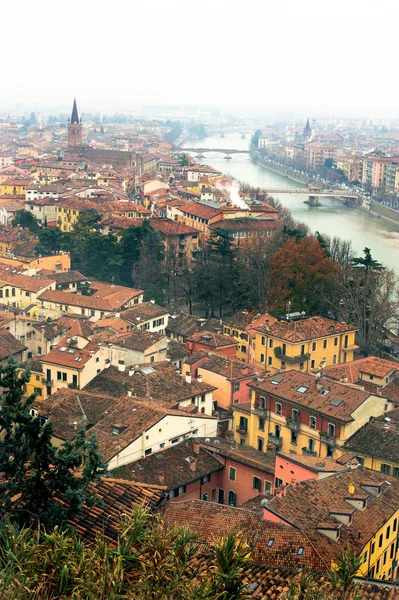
(67, 98, 83, 148)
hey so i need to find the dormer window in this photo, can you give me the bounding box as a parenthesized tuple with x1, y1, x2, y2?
(112, 424, 126, 436)
(316, 522, 342, 541)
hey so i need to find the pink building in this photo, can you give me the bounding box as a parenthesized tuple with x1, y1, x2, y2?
(274, 452, 359, 491)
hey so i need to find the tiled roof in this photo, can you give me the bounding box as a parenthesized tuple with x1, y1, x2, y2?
(226, 310, 276, 331)
(36, 388, 115, 441)
(31, 321, 68, 340)
(198, 438, 275, 474)
(345, 412, 399, 463)
(107, 330, 166, 352)
(93, 316, 131, 333)
(40, 338, 99, 370)
(112, 440, 222, 489)
(166, 313, 221, 339)
(56, 316, 95, 338)
(266, 468, 399, 565)
(276, 452, 358, 473)
(166, 340, 188, 362)
(255, 316, 358, 342)
(179, 202, 221, 220)
(0, 329, 26, 360)
(121, 301, 169, 322)
(187, 331, 237, 349)
(163, 500, 327, 570)
(149, 218, 198, 236)
(84, 363, 216, 406)
(40, 283, 143, 311)
(199, 354, 256, 381)
(0, 270, 54, 293)
(49, 270, 87, 284)
(250, 371, 374, 422)
(323, 356, 398, 383)
(69, 478, 165, 541)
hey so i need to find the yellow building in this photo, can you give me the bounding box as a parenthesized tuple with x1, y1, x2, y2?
(232, 370, 386, 460)
(19, 359, 46, 401)
(0, 178, 31, 195)
(251, 316, 358, 373)
(224, 311, 276, 362)
(263, 468, 399, 581)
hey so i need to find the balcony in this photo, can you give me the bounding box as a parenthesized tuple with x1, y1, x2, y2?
(302, 447, 317, 457)
(252, 405, 267, 417)
(268, 433, 282, 449)
(236, 426, 248, 435)
(319, 431, 337, 447)
(44, 379, 53, 387)
(286, 417, 300, 432)
(274, 347, 310, 364)
(68, 382, 80, 390)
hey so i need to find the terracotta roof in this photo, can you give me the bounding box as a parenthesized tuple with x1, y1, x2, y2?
(49, 270, 87, 284)
(106, 330, 166, 352)
(166, 313, 221, 339)
(69, 478, 165, 541)
(187, 331, 237, 349)
(226, 310, 277, 331)
(179, 202, 221, 221)
(149, 218, 198, 236)
(0, 329, 26, 360)
(199, 354, 256, 381)
(166, 340, 188, 362)
(249, 371, 377, 423)
(36, 388, 116, 441)
(0, 271, 54, 293)
(93, 316, 131, 333)
(40, 338, 100, 370)
(210, 218, 282, 232)
(276, 452, 358, 473)
(84, 363, 216, 406)
(163, 500, 326, 570)
(112, 439, 222, 489)
(56, 316, 95, 338)
(255, 316, 358, 342)
(198, 437, 275, 474)
(40, 283, 143, 312)
(121, 301, 169, 323)
(345, 411, 399, 463)
(323, 356, 398, 384)
(266, 468, 399, 565)
(31, 321, 68, 340)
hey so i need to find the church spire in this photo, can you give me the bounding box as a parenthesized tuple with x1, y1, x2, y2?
(71, 98, 79, 124)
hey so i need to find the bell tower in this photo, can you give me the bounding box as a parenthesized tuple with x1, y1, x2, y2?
(67, 98, 83, 148)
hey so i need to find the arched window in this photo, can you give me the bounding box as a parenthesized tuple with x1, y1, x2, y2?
(5, 289, 9, 298)
(228, 491, 237, 507)
(11, 288, 15, 297)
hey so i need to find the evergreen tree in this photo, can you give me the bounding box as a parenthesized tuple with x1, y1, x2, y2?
(0, 360, 106, 526)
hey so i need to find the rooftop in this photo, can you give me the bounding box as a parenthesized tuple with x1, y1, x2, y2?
(255, 316, 358, 343)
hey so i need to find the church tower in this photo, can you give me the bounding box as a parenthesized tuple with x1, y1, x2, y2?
(67, 98, 83, 148)
(303, 118, 312, 141)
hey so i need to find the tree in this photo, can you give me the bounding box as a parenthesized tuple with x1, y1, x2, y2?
(0, 359, 106, 526)
(36, 227, 65, 255)
(179, 153, 190, 166)
(269, 237, 339, 314)
(12, 210, 41, 235)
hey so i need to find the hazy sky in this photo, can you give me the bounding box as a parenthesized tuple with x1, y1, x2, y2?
(3, 0, 398, 117)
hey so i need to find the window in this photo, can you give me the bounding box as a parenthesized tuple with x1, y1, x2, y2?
(265, 481, 272, 493)
(241, 345, 246, 353)
(371, 541, 375, 555)
(393, 467, 399, 478)
(275, 424, 281, 437)
(259, 396, 266, 409)
(298, 547, 304, 556)
(386, 525, 391, 539)
(300, 344, 305, 355)
(145, 448, 152, 456)
(383, 550, 387, 565)
(201, 475, 210, 484)
(309, 416, 317, 429)
(381, 464, 391, 475)
(323, 340, 327, 349)
(57, 371, 62, 381)
(291, 430, 297, 445)
(275, 402, 282, 415)
(253, 477, 261, 491)
(239, 416, 248, 432)
(260, 353, 265, 363)
(228, 491, 237, 506)
(394, 518, 398, 532)
(259, 417, 265, 431)
(38, 346, 42, 355)
(229, 467, 236, 482)
(311, 359, 315, 369)
(268, 356, 272, 366)
(234, 382, 240, 392)
(269, 338, 273, 348)
(240, 438, 245, 445)
(379, 533, 383, 548)
(333, 354, 337, 365)
(292, 408, 299, 422)
(363, 551, 368, 563)
(282, 343, 286, 354)
(308, 438, 315, 452)
(257, 438, 264, 452)
(202, 493, 208, 501)
(27, 352, 32, 359)
(62, 372, 67, 382)
(312, 342, 316, 352)
(328, 423, 335, 437)
(275, 477, 283, 488)
(267, 538, 274, 547)
(334, 337, 338, 347)
(34, 387, 42, 396)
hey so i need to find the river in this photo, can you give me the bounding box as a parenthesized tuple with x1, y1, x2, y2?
(182, 133, 399, 271)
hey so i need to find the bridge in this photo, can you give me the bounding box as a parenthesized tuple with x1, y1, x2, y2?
(183, 147, 249, 154)
(262, 188, 359, 206)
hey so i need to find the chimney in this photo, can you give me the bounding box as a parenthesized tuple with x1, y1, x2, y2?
(185, 371, 192, 384)
(159, 474, 165, 484)
(189, 457, 197, 472)
(316, 381, 323, 392)
(241, 365, 249, 375)
(128, 367, 135, 377)
(118, 361, 126, 372)
(193, 441, 200, 455)
(150, 298, 155, 304)
(197, 374, 202, 383)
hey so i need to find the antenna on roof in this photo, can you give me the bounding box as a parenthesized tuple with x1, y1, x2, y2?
(75, 394, 88, 425)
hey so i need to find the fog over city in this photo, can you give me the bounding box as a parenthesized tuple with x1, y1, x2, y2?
(3, 0, 398, 117)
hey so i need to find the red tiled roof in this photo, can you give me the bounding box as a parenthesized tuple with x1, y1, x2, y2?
(255, 316, 358, 343)
(324, 356, 398, 384)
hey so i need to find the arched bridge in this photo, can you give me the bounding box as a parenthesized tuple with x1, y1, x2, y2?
(183, 148, 249, 154)
(262, 188, 359, 206)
